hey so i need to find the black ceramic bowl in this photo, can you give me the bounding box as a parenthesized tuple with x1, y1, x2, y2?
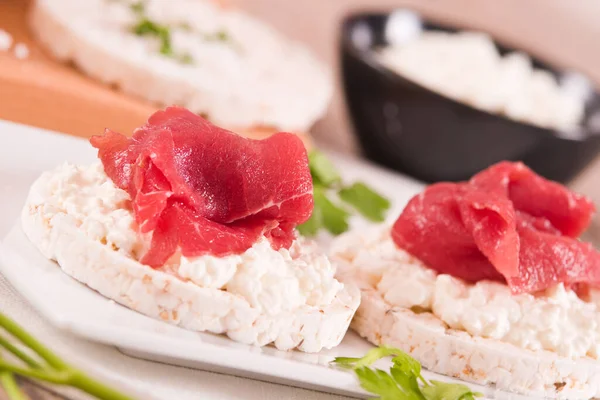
(341, 11, 600, 183)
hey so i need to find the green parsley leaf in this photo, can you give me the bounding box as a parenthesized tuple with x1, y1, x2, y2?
(421, 381, 483, 400)
(335, 346, 483, 400)
(131, 18, 172, 55)
(130, 1, 145, 15)
(316, 187, 349, 235)
(339, 182, 391, 222)
(202, 29, 244, 53)
(131, 18, 197, 63)
(204, 29, 231, 42)
(308, 150, 341, 187)
(390, 366, 425, 400)
(334, 346, 402, 369)
(131, 18, 163, 36)
(298, 150, 389, 237)
(355, 367, 407, 400)
(178, 22, 193, 32)
(296, 205, 321, 237)
(159, 40, 173, 56)
(298, 186, 350, 236)
(391, 352, 424, 383)
(178, 53, 195, 65)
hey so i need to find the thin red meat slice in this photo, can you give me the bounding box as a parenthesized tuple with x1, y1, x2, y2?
(471, 161, 594, 237)
(392, 161, 599, 294)
(392, 184, 506, 283)
(91, 107, 313, 267)
(90, 129, 135, 190)
(510, 220, 600, 293)
(457, 190, 520, 278)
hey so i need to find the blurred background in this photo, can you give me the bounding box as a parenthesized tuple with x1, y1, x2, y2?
(231, 0, 600, 197)
(234, 0, 600, 151)
(1, 0, 600, 192)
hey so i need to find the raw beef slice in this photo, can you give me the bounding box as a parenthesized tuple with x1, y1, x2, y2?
(91, 107, 313, 267)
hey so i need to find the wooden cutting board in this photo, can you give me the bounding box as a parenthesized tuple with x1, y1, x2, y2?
(0, 0, 156, 139)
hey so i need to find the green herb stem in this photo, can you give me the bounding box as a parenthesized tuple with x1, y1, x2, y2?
(0, 362, 134, 400)
(0, 370, 26, 400)
(0, 361, 71, 385)
(0, 313, 66, 370)
(0, 335, 41, 369)
(70, 372, 133, 400)
(0, 312, 134, 400)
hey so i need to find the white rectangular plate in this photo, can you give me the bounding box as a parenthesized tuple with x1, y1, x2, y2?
(0, 120, 520, 399)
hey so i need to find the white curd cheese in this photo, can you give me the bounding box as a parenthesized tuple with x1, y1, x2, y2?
(377, 31, 587, 131)
(433, 276, 600, 360)
(178, 253, 240, 289)
(332, 226, 600, 360)
(23, 162, 357, 353)
(177, 237, 343, 316)
(31, 0, 332, 131)
(224, 239, 342, 316)
(26, 163, 146, 259)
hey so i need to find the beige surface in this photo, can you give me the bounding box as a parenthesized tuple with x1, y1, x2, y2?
(233, 0, 600, 153)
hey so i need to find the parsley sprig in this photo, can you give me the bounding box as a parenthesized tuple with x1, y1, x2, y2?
(203, 30, 230, 43)
(298, 150, 391, 236)
(131, 18, 174, 56)
(130, 18, 195, 64)
(0, 312, 132, 400)
(129, 0, 195, 64)
(334, 346, 483, 400)
(130, 1, 145, 15)
(128, 1, 239, 64)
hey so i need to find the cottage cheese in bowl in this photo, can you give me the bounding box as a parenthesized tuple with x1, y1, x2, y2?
(377, 29, 589, 131)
